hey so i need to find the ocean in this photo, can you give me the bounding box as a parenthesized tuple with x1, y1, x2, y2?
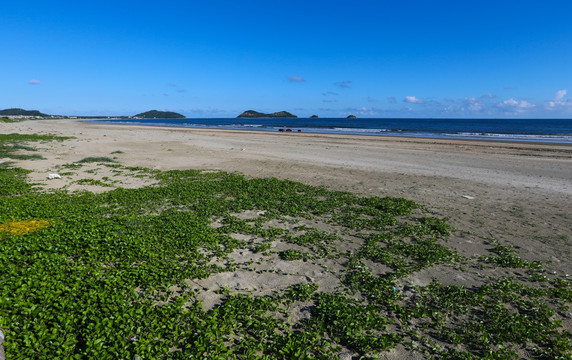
(92, 117, 572, 144)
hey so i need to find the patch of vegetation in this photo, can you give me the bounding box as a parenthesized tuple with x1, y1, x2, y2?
(0, 133, 71, 142)
(0, 219, 50, 235)
(0, 133, 69, 161)
(0, 136, 570, 359)
(4, 153, 44, 160)
(279, 249, 308, 261)
(74, 178, 114, 187)
(77, 156, 117, 163)
(0, 168, 32, 196)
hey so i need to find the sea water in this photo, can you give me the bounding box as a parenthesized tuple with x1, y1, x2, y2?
(92, 117, 572, 144)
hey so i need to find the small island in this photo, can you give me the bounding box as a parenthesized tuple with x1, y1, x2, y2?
(134, 110, 185, 119)
(346, 114, 358, 119)
(237, 110, 297, 118)
(0, 108, 49, 117)
(309, 115, 319, 118)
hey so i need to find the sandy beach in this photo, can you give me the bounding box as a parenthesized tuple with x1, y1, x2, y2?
(6, 119, 571, 273)
(3, 119, 572, 358)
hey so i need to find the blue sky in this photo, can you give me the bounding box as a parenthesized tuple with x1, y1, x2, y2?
(2, 0, 572, 118)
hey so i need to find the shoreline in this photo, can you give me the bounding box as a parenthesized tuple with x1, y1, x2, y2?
(86, 120, 572, 152)
(86, 118, 572, 145)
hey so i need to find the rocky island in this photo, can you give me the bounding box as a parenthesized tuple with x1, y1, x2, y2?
(237, 110, 297, 118)
(134, 110, 185, 119)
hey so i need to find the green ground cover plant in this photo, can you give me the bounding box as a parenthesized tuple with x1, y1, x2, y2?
(77, 156, 117, 163)
(0, 133, 70, 161)
(0, 134, 570, 359)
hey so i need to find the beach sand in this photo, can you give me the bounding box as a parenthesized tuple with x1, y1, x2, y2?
(3, 119, 572, 357)
(7, 119, 571, 271)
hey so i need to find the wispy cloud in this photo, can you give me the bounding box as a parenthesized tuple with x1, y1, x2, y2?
(334, 80, 352, 88)
(343, 107, 383, 116)
(387, 97, 397, 104)
(322, 91, 338, 96)
(29, 79, 41, 85)
(287, 76, 305, 82)
(498, 98, 535, 113)
(464, 97, 483, 112)
(366, 97, 376, 102)
(323, 99, 338, 103)
(167, 83, 186, 94)
(404, 95, 424, 104)
(545, 89, 569, 110)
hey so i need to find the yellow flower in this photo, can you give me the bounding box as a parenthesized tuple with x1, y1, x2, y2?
(0, 219, 50, 235)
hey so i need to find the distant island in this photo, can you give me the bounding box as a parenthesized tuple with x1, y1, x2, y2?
(0, 108, 49, 117)
(309, 115, 319, 118)
(347, 115, 357, 119)
(237, 110, 297, 118)
(134, 110, 185, 119)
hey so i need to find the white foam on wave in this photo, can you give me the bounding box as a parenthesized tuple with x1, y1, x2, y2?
(448, 132, 572, 143)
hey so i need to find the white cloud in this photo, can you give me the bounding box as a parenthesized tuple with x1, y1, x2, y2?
(344, 107, 382, 116)
(287, 76, 305, 83)
(555, 89, 567, 101)
(503, 98, 518, 106)
(404, 95, 424, 104)
(29, 79, 41, 85)
(464, 97, 483, 112)
(545, 89, 569, 110)
(498, 98, 535, 113)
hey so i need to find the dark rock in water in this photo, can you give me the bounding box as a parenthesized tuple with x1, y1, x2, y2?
(346, 114, 357, 119)
(134, 110, 185, 119)
(309, 115, 319, 118)
(237, 110, 297, 118)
